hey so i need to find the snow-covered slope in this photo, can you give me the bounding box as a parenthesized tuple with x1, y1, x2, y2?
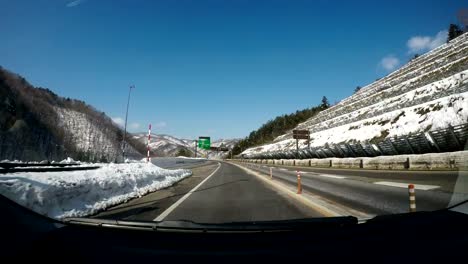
(132, 133, 239, 159)
(242, 33, 468, 157)
(56, 107, 141, 162)
(0, 67, 145, 162)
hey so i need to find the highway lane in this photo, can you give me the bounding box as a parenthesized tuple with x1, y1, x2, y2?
(94, 158, 468, 222)
(158, 161, 322, 223)
(239, 162, 468, 216)
(240, 163, 461, 191)
(95, 161, 322, 222)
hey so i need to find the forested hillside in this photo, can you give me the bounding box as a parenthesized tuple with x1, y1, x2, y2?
(231, 97, 328, 156)
(0, 67, 145, 162)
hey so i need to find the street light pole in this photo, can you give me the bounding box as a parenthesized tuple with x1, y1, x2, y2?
(122, 85, 134, 161)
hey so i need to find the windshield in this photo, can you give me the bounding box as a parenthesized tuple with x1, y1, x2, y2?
(0, 1, 467, 224)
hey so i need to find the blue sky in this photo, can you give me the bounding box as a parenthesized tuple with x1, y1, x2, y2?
(1, 0, 465, 139)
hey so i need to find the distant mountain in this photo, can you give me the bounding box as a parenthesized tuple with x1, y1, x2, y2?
(132, 133, 239, 159)
(0, 67, 145, 162)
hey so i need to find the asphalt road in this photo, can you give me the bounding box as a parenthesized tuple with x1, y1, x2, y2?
(94, 161, 321, 222)
(94, 159, 468, 222)
(239, 162, 468, 216)
(240, 163, 462, 191)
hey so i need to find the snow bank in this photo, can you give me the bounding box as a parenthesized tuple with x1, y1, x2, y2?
(0, 162, 192, 219)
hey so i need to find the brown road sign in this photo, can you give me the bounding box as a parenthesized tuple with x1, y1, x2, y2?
(293, 129, 310, 139)
(293, 130, 310, 135)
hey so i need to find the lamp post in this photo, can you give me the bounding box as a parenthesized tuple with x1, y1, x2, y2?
(121, 85, 135, 161)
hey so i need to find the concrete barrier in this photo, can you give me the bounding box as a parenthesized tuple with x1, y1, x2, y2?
(310, 159, 332, 167)
(330, 158, 362, 169)
(240, 150, 468, 170)
(295, 159, 310, 167)
(363, 156, 409, 170)
(409, 151, 468, 170)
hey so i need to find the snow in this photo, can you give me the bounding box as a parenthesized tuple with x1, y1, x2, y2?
(241, 33, 468, 156)
(243, 90, 468, 155)
(0, 161, 192, 219)
(58, 157, 79, 164)
(55, 107, 141, 161)
(133, 133, 239, 159)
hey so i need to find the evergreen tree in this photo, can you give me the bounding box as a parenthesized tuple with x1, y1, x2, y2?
(354, 86, 362, 94)
(231, 98, 327, 156)
(447, 24, 463, 42)
(320, 96, 330, 109)
(175, 148, 190, 157)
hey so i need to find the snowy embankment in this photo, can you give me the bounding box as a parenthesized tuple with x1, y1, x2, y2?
(0, 161, 192, 219)
(243, 71, 468, 155)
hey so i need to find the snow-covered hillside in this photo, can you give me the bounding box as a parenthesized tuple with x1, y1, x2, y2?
(132, 133, 239, 159)
(242, 33, 468, 157)
(56, 107, 141, 162)
(0, 67, 146, 162)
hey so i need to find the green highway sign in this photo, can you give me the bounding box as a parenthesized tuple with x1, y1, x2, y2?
(198, 137, 211, 150)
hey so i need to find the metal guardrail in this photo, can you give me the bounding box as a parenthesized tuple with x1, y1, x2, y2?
(244, 123, 468, 159)
(0, 163, 100, 174)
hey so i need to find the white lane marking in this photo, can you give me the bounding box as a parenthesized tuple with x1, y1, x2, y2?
(374, 181, 439, 190)
(275, 170, 346, 179)
(315, 174, 346, 179)
(279, 168, 288, 171)
(298, 172, 346, 179)
(153, 162, 222, 221)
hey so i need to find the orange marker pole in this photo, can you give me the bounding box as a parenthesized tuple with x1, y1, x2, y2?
(297, 170, 302, 194)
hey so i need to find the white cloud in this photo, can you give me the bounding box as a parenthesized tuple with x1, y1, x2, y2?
(66, 0, 85, 7)
(129, 123, 141, 130)
(407, 30, 447, 54)
(380, 55, 400, 71)
(112, 117, 125, 127)
(154, 121, 167, 128)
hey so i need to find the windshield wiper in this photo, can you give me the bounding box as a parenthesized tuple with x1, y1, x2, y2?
(63, 216, 358, 232)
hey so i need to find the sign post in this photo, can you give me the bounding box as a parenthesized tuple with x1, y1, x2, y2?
(293, 130, 310, 152)
(147, 124, 151, 163)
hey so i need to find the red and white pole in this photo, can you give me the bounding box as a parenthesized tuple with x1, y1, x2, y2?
(408, 184, 416, 212)
(147, 124, 152, 163)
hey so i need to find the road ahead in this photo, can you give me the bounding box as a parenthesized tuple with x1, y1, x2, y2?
(94, 159, 468, 222)
(94, 161, 321, 222)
